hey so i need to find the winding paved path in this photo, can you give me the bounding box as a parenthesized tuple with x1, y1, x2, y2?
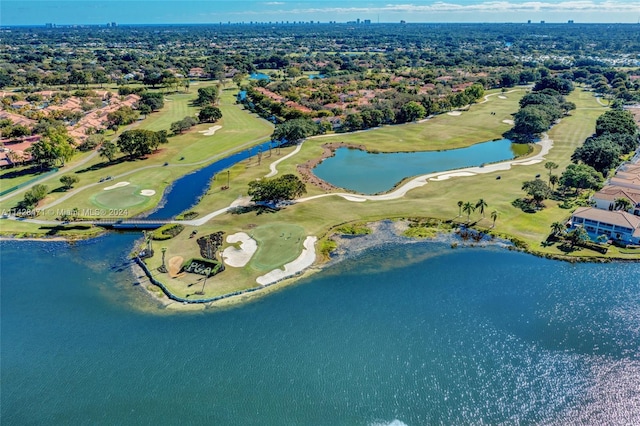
(3, 89, 555, 228)
(2, 131, 553, 228)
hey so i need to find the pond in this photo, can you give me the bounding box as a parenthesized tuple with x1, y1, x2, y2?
(313, 138, 526, 194)
(249, 72, 270, 81)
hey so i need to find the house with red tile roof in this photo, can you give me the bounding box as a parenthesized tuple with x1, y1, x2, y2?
(0, 111, 36, 127)
(592, 185, 640, 215)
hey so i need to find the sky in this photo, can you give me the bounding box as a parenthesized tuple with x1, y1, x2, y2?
(2, 0, 640, 26)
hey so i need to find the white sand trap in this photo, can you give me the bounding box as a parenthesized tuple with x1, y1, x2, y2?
(342, 195, 367, 202)
(498, 95, 507, 99)
(515, 159, 543, 166)
(140, 189, 156, 196)
(256, 236, 317, 285)
(222, 232, 257, 267)
(502, 119, 514, 125)
(430, 171, 476, 181)
(198, 125, 222, 136)
(447, 111, 462, 116)
(103, 181, 130, 190)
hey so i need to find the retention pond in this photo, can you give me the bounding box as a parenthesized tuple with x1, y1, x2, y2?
(313, 138, 527, 194)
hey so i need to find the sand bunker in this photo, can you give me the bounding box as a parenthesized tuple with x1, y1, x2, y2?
(256, 236, 317, 285)
(498, 95, 507, 99)
(140, 189, 156, 196)
(198, 125, 222, 136)
(103, 181, 130, 191)
(168, 256, 184, 278)
(342, 195, 367, 202)
(430, 172, 476, 181)
(447, 111, 462, 116)
(222, 232, 257, 267)
(502, 119, 515, 125)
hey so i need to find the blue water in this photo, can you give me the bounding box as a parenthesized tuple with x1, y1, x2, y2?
(145, 140, 278, 219)
(2, 237, 640, 424)
(313, 139, 517, 194)
(249, 72, 270, 81)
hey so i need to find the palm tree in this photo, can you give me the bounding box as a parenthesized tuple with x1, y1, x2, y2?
(568, 226, 589, 247)
(544, 161, 558, 184)
(457, 200, 463, 217)
(549, 174, 559, 190)
(490, 210, 499, 228)
(475, 199, 488, 218)
(614, 197, 632, 212)
(462, 201, 476, 222)
(550, 221, 566, 237)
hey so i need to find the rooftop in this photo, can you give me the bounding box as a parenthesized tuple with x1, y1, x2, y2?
(572, 206, 640, 235)
(593, 185, 640, 205)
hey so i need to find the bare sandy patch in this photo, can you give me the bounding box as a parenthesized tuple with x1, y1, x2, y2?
(498, 95, 507, 99)
(198, 125, 222, 136)
(502, 119, 514, 125)
(447, 111, 462, 116)
(342, 195, 367, 202)
(168, 256, 184, 278)
(103, 181, 130, 190)
(222, 232, 257, 267)
(256, 236, 317, 285)
(140, 189, 156, 196)
(430, 171, 476, 181)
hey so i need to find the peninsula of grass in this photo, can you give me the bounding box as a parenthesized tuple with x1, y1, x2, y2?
(132, 87, 637, 306)
(4, 86, 637, 306)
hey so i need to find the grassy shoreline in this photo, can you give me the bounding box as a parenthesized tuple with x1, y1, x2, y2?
(3, 86, 637, 309)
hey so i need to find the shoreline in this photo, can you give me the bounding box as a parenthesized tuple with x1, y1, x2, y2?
(129, 218, 634, 312)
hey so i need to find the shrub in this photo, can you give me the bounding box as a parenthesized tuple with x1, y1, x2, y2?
(335, 223, 371, 235)
(319, 239, 337, 257)
(151, 224, 185, 240)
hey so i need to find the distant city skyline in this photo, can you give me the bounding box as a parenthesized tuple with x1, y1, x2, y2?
(2, 0, 640, 26)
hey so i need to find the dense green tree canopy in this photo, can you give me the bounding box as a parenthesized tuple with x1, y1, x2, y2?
(139, 92, 165, 112)
(560, 163, 604, 191)
(26, 130, 75, 168)
(193, 86, 220, 106)
(595, 110, 638, 137)
(271, 118, 320, 143)
(571, 135, 623, 173)
(533, 76, 574, 95)
(521, 179, 551, 206)
(117, 129, 167, 158)
(171, 116, 198, 134)
(247, 174, 306, 204)
(22, 184, 48, 209)
(198, 106, 222, 123)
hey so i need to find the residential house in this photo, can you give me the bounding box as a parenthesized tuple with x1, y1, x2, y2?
(592, 185, 640, 216)
(570, 206, 640, 244)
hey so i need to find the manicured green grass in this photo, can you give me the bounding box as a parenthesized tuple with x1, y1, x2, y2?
(140, 87, 636, 303)
(249, 223, 306, 271)
(0, 88, 274, 220)
(138, 92, 202, 132)
(313, 89, 525, 152)
(92, 185, 148, 209)
(0, 150, 95, 194)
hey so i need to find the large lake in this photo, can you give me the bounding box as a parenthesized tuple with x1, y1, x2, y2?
(313, 138, 525, 194)
(2, 234, 639, 425)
